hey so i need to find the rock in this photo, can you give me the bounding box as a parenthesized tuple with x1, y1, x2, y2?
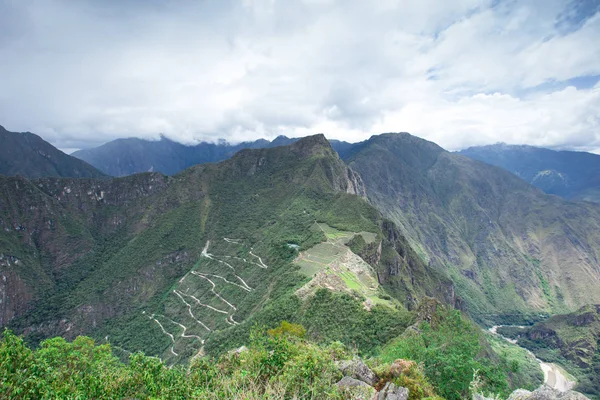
(336, 377, 376, 399)
(375, 382, 409, 400)
(337, 376, 371, 389)
(507, 389, 533, 400)
(337, 358, 379, 386)
(228, 345, 248, 356)
(506, 387, 590, 400)
(473, 394, 497, 400)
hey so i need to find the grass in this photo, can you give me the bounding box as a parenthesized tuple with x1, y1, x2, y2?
(293, 223, 394, 307)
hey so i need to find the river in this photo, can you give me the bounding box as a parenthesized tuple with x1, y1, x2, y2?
(489, 325, 575, 392)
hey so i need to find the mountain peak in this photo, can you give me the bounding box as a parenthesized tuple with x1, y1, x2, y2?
(289, 134, 334, 157)
(0, 127, 106, 178)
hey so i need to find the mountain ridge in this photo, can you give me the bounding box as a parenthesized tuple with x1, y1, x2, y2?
(343, 132, 600, 321)
(458, 143, 600, 203)
(0, 126, 106, 179)
(72, 133, 357, 177)
(1, 134, 453, 363)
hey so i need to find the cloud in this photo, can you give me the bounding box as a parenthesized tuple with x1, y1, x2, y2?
(0, 0, 598, 152)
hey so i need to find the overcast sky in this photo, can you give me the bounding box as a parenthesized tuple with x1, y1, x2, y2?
(1, 0, 599, 152)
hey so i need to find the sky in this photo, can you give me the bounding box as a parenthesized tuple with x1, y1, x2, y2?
(0, 0, 599, 153)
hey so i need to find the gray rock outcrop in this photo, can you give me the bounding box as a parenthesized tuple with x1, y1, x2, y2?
(337, 358, 379, 386)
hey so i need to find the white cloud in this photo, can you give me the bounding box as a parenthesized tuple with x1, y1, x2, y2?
(0, 0, 598, 151)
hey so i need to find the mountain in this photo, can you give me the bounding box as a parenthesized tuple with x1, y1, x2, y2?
(1, 135, 452, 362)
(0, 125, 106, 179)
(72, 135, 356, 177)
(342, 133, 600, 322)
(71, 135, 300, 176)
(458, 144, 600, 203)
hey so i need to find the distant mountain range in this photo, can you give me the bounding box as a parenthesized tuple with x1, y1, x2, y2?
(71, 135, 355, 177)
(0, 126, 105, 179)
(458, 144, 600, 203)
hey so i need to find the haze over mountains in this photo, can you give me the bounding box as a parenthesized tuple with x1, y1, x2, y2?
(459, 144, 600, 203)
(70, 134, 600, 207)
(71, 135, 357, 177)
(71, 135, 297, 176)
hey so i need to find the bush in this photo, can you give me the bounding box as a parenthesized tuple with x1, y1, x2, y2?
(378, 308, 509, 400)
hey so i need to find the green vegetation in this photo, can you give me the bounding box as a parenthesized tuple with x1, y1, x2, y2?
(3, 135, 449, 366)
(486, 334, 544, 391)
(0, 327, 348, 399)
(205, 289, 412, 358)
(4, 133, 589, 399)
(346, 132, 600, 317)
(2, 308, 546, 399)
(379, 305, 513, 400)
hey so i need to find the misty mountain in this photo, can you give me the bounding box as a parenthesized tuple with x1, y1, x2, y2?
(458, 144, 600, 203)
(0, 126, 105, 179)
(72, 135, 357, 177)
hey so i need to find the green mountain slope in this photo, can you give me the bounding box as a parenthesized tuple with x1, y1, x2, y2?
(0, 126, 106, 179)
(344, 133, 600, 321)
(1, 135, 452, 361)
(458, 144, 600, 203)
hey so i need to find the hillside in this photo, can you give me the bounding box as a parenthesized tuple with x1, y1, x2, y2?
(0, 126, 106, 179)
(1, 135, 453, 363)
(71, 135, 302, 176)
(502, 305, 600, 399)
(343, 133, 600, 321)
(458, 144, 600, 203)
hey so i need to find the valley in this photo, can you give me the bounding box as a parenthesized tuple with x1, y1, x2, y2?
(1, 132, 599, 399)
(489, 325, 575, 392)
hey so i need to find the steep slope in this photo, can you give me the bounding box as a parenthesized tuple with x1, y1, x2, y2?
(1, 135, 451, 361)
(344, 133, 600, 320)
(458, 144, 600, 203)
(0, 126, 105, 179)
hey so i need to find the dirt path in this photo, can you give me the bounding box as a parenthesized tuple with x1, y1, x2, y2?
(147, 314, 178, 356)
(172, 290, 212, 331)
(174, 289, 228, 314)
(201, 241, 254, 290)
(191, 272, 237, 310)
(196, 272, 252, 292)
(249, 252, 269, 269)
(166, 318, 204, 343)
